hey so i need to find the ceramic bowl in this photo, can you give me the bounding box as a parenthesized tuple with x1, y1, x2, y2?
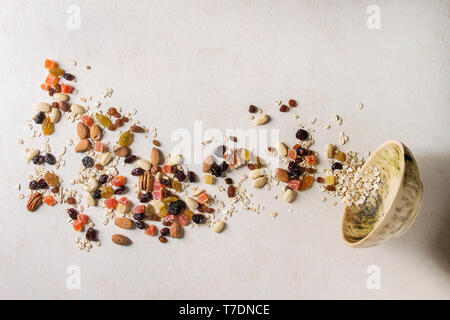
(341, 140, 424, 248)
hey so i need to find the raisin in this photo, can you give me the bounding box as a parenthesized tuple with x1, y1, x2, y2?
(37, 179, 48, 189)
(85, 228, 97, 241)
(174, 170, 186, 182)
(115, 119, 124, 127)
(136, 221, 147, 230)
(224, 178, 233, 185)
(131, 167, 144, 176)
(82, 156, 94, 168)
(227, 185, 236, 198)
(187, 171, 197, 182)
(140, 192, 152, 203)
(29, 180, 38, 190)
(220, 161, 229, 172)
(161, 227, 170, 236)
(66, 197, 76, 205)
(42, 117, 54, 136)
(108, 124, 116, 131)
(288, 99, 297, 107)
(160, 178, 171, 187)
(162, 221, 172, 227)
(96, 113, 112, 128)
(331, 162, 343, 171)
(296, 129, 308, 141)
(206, 207, 215, 214)
(92, 190, 102, 199)
(45, 153, 56, 165)
(316, 177, 325, 183)
(119, 131, 133, 147)
(279, 104, 289, 112)
(48, 87, 55, 96)
(296, 147, 308, 157)
(107, 107, 117, 116)
(133, 213, 146, 221)
(159, 236, 168, 243)
(211, 163, 222, 177)
(214, 145, 226, 158)
(248, 105, 257, 113)
(101, 186, 113, 199)
(168, 200, 186, 215)
(33, 155, 46, 165)
(53, 84, 61, 93)
(63, 73, 75, 81)
(124, 155, 138, 164)
(34, 112, 46, 124)
(68, 208, 79, 220)
(114, 185, 128, 195)
(98, 174, 108, 185)
(288, 161, 298, 172)
(192, 214, 206, 224)
(51, 187, 60, 193)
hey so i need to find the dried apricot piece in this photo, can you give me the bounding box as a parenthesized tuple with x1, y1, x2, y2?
(119, 131, 133, 147)
(145, 225, 157, 236)
(299, 176, 314, 191)
(105, 197, 118, 209)
(112, 175, 126, 187)
(44, 59, 57, 69)
(43, 195, 57, 206)
(73, 220, 83, 231)
(60, 83, 73, 94)
(77, 214, 89, 225)
(305, 155, 316, 166)
(45, 74, 59, 87)
(42, 117, 54, 135)
(81, 115, 93, 126)
(197, 192, 209, 204)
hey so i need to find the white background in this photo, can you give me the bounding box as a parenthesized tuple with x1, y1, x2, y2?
(0, 0, 449, 299)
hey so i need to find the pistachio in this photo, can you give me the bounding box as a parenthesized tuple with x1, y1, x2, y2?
(212, 221, 225, 233)
(70, 104, 85, 114)
(282, 189, 295, 203)
(85, 178, 98, 193)
(34, 102, 51, 112)
(185, 197, 199, 210)
(53, 93, 69, 102)
(49, 108, 61, 123)
(25, 148, 40, 162)
(253, 114, 270, 125)
(98, 152, 113, 166)
(249, 168, 264, 179)
(252, 176, 267, 188)
(278, 142, 288, 157)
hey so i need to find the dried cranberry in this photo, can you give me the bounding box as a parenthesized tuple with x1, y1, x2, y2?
(82, 156, 94, 168)
(187, 171, 197, 182)
(68, 208, 79, 220)
(85, 228, 97, 241)
(34, 112, 46, 124)
(331, 162, 343, 171)
(168, 200, 186, 215)
(63, 73, 75, 81)
(248, 105, 257, 113)
(211, 163, 222, 177)
(192, 214, 206, 224)
(224, 177, 233, 185)
(37, 178, 48, 189)
(139, 192, 152, 203)
(29, 180, 38, 190)
(174, 170, 186, 182)
(98, 174, 108, 185)
(160, 227, 170, 236)
(114, 186, 128, 195)
(124, 155, 138, 164)
(279, 104, 289, 112)
(131, 167, 144, 176)
(92, 189, 102, 199)
(288, 99, 297, 107)
(44, 153, 56, 165)
(214, 145, 226, 158)
(136, 221, 147, 230)
(296, 129, 308, 141)
(133, 213, 146, 221)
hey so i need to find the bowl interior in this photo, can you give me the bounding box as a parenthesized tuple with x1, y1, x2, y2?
(341, 141, 405, 245)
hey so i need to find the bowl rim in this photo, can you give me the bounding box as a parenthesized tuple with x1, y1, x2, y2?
(340, 140, 406, 247)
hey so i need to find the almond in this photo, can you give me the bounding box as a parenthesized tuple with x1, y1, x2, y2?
(26, 193, 43, 212)
(114, 217, 134, 229)
(89, 124, 102, 141)
(77, 122, 89, 139)
(254, 114, 270, 125)
(274, 168, 290, 183)
(130, 125, 144, 133)
(150, 147, 161, 165)
(170, 221, 183, 238)
(113, 146, 130, 157)
(111, 234, 132, 246)
(202, 155, 214, 172)
(212, 221, 225, 233)
(75, 139, 91, 152)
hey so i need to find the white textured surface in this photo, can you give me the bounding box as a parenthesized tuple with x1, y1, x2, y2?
(0, 0, 449, 299)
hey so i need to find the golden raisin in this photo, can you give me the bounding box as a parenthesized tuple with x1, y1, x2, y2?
(299, 176, 314, 191)
(95, 113, 112, 128)
(42, 117, 54, 135)
(119, 131, 133, 147)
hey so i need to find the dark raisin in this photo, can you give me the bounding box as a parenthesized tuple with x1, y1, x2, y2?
(279, 104, 289, 112)
(248, 105, 257, 113)
(98, 174, 108, 185)
(214, 145, 226, 158)
(160, 178, 171, 187)
(85, 228, 97, 241)
(124, 155, 138, 164)
(45, 153, 56, 165)
(92, 189, 102, 199)
(224, 177, 233, 185)
(33, 155, 46, 165)
(296, 147, 308, 157)
(37, 178, 48, 189)
(133, 213, 146, 221)
(288, 99, 297, 107)
(174, 170, 186, 182)
(227, 185, 236, 198)
(331, 162, 343, 171)
(51, 102, 59, 109)
(68, 208, 79, 220)
(51, 187, 60, 193)
(136, 221, 147, 230)
(160, 227, 170, 236)
(290, 168, 302, 179)
(29, 180, 38, 190)
(305, 167, 316, 174)
(162, 221, 172, 227)
(34, 112, 46, 124)
(159, 236, 168, 243)
(187, 171, 197, 183)
(131, 167, 144, 176)
(192, 214, 206, 224)
(114, 185, 128, 195)
(220, 161, 229, 172)
(63, 73, 75, 81)
(288, 161, 298, 172)
(211, 163, 222, 177)
(316, 177, 325, 183)
(82, 156, 94, 168)
(206, 207, 215, 214)
(139, 192, 152, 203)
(326, 185, 336, 191)
(48, 87, 55, 96)
(168, 200, 186, 215)
(296, 129, 308, 141)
